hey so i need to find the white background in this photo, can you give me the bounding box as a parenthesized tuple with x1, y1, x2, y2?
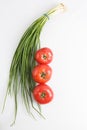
(0, 0, 87, 130)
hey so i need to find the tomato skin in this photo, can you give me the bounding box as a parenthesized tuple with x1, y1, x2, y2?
(33, 84, 54, 104)
(32, 64, 52, 83)
(35, 47, 53, 64)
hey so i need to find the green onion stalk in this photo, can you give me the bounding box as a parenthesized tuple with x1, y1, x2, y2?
(2, 3, 65, 125)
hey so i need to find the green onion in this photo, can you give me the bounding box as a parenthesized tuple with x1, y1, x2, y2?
(3, 3, 65, 125)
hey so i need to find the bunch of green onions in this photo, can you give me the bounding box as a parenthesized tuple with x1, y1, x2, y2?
(3, 3, 65, 125)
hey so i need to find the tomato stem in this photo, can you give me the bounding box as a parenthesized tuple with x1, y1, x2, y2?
(41, 92, 46, 98)
(41, 72, 46, 79)
(43, 54, 47, 60)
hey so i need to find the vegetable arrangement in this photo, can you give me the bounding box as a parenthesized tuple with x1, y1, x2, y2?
(2, 3, 65, 125)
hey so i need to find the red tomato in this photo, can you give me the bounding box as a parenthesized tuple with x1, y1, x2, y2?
(32, 64, 52, 83)
(33, 84, 54, 104)
(35, 47, 53, 64)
